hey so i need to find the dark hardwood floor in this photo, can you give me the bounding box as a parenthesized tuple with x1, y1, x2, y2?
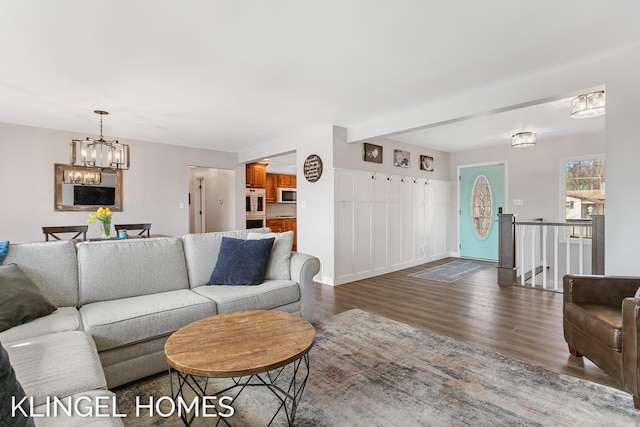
(312, 257, 619, 390)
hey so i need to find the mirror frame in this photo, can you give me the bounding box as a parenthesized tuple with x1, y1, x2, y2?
(54, 163, 123, 212)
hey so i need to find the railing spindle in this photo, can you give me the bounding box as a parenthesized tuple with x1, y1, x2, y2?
(579, 225, 584, 274)
(553, 227, 559, 291)
(520, 226, 526, 286)
(530, 225, 536, 288)
(542, 225, 547, 290)
(566, 227, 571, 279)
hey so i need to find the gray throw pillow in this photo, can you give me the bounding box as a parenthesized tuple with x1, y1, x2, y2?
(247, 231, 293, 280)
(0, 264, 56, 333)
(0, 341, 35, 426)
(207, 237, 275, 286)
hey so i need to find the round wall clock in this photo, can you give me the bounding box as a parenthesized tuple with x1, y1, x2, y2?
(303, 154, 323, 182)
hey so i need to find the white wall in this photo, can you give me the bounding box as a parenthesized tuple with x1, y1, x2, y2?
(239, 125, 336, 283)
(188, 167, 236, 233)
(297, 127, 335, 283)
(334, 168, 450, 285)
(0, 122, 244, 243)
(603, 53, 640, 274)
(332, 132, 452, 285)
(334, 135, 450, 181)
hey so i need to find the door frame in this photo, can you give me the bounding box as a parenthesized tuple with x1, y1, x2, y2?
(456, 160, 508, 258)
(194, 176, 206, 233)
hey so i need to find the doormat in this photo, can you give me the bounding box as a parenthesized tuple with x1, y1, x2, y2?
(408, 260, 495, 283)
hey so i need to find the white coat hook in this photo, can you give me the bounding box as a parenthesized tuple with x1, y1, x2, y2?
(425, 179, 430, 185)
(387, 174, 392, 181)
(372, 172, 377, 180)
(414, 178, 418, 184)
(401, 176, 406, 182)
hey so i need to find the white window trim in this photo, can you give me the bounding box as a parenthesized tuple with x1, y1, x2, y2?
(558, 153, 605, 244)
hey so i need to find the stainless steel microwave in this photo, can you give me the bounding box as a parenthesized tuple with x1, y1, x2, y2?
(277, 188, 296, 203)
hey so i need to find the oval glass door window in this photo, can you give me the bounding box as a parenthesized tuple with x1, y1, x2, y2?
(471, 175, 493, 239)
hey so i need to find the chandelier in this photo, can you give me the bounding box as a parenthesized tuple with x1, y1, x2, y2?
(511, 132, 536, 148)
(70, 110, 130, 170)
(63, 169, 102, 185)
(570, 91, 606, 118)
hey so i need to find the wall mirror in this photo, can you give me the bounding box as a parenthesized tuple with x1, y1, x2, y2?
(54, 163, 123, 211)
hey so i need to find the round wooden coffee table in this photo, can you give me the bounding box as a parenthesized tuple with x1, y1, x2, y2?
(165, 310, 315, 426)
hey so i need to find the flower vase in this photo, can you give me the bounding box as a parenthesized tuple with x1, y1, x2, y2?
(100, 221, 111, 239)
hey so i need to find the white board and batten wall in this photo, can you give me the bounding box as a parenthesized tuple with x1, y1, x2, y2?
(334, 168, 451, 285)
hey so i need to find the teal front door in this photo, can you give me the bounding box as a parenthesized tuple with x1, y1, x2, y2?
(459, 164, 505, 261)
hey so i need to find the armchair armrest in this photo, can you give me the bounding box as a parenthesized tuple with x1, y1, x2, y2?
(289, 252, 320, 322)
(622, 297, 640, 398)
(563, 275, 640, 308)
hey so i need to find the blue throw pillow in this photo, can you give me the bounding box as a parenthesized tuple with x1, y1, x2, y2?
(0, 241, 8, 265)
(207, 237, 275, 286)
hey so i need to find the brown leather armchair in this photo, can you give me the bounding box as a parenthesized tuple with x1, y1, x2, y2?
(563, 274, 640, 408)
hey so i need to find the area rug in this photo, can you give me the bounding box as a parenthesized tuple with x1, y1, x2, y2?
(115, 309, 639, 426)
(408, 259, 495, 283)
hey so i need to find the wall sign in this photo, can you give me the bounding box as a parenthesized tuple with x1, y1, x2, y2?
(303, 154, 323, 182)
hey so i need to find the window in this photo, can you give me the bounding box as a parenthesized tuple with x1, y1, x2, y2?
(471, 175, 493, 239)
(565, 158, 605, 221)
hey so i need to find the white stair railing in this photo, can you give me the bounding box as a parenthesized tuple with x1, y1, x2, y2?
(497, 215, 604, 291)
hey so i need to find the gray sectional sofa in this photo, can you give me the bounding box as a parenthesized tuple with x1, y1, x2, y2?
(0, 229, 320, 426)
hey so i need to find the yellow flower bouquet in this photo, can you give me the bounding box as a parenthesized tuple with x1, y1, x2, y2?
(87, 207, 113, 239)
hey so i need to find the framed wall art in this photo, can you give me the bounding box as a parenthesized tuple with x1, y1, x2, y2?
(420, 155, 434, 172)
(363, 143, 383, 164)
(394, 149, 410, 168)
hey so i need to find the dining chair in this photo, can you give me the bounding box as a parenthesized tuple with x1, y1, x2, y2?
(42, 225, 88, 241)
(114, 223, 151, 238)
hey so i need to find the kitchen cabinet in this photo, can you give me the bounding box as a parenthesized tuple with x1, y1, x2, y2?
(265, 173, 277, 202)
(246, 163, 267, 188)
(266, 218, 297, 251)
(266, 173, 296, 201)
(266, 219, 285, 233)
(284, 218, 297, 251)
(277, 174, 296, 188)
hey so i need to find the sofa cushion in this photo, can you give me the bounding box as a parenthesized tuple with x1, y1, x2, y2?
(0, 240, 8, 264)
(0, 307, 81, 344)
(77, 237, 190, 305)
(0, 264, 57, 332)
(3, 241, 79, 307)
(80, 289, 216, 352)
(193, 279, 300, 314)
(0, 341, 35, 427)
(182, 228, 271, 288)
(6, 331, 107, 408)
(248, 231, 293, 280)
(207, 237, 275, 286)
(565, 302, 622, 350)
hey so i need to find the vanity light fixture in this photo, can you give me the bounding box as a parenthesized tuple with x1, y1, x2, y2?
(570, 91, 606, 118)
(511, 132, 536, 148)
(70, 110, 130, 171)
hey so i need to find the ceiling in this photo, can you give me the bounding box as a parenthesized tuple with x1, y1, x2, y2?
(390, 96, 606, 152)
(1, 1, 637, 154)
